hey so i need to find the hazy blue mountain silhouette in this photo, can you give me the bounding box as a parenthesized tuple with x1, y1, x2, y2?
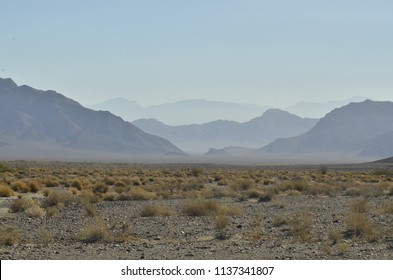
(373, 155, 393, 163)
(133, 109, 318, 153)
(0, 78, 184, 157)
(261, 100, 393, 158)
(91, 98, 271, 125)
(284, 96, 368, 118)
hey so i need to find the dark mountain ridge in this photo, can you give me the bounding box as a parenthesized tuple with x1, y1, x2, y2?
(261, 100, 393, 158)
(0, 78, 184, 158)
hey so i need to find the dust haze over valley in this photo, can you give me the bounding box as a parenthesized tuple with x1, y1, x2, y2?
(1, 77, 390, 164)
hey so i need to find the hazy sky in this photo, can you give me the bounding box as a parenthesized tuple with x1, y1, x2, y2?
(1, 0, 393, 107)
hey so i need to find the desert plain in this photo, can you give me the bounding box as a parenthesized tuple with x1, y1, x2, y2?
(1, 161, 393, 260)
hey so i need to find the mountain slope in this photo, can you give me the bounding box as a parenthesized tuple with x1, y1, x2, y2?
(284, 96, 368, 118)
(0, 78, 184, 157)
(261, 100, 393, 157)
(133, 109, 318, 153)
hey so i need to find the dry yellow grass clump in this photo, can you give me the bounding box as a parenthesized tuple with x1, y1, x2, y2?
(0, 184, 14, 197)
(0, 226, 20, 246)
(183, 198, 241, 217)
(140, 205, 175, 217)
(78, 217, 111, 243)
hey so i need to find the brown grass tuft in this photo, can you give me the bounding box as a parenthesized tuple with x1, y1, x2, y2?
(346, 212, 379, 241)
(11, 181, 29, 193)
(140, 205, 175, 217)
(289, 212, 313, 243)
(0, 226, 20, 246)
(78, 218, 111, 243)
(128, 188, 157, 200)
(230, 178, 255, 191)
(350, 199, 369, 213)
(9, 198, 37, 213)
(214, 215, 230, 240)
(25, 205, 46, 218)
(28, 180, 42, 193)
(0, 184, 14, 197)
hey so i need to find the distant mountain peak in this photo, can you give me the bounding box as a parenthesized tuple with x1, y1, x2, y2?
(262, 99, 393, 158)
(0, 78, 185, 159)
(0, 77, 18, 88)
(284, 96, 369, 118)
(262, 108, 296, 117)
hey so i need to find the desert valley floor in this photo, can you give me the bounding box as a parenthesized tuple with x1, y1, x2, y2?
(1, 161, 393, 259)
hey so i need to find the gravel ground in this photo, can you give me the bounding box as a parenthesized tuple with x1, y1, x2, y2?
(1, 195, 393, 260)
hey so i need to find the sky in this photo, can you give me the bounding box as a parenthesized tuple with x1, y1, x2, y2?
(1, 0, 393, 108)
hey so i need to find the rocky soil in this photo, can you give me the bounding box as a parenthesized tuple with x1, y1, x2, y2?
(1, 195, 393, 260)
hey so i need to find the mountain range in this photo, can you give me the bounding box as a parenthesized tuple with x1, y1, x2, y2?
(1, 77, 393, 163)
(284, 96, 368, 118)
(261, 100, 393, 158)
(91, 96, 368, 125)
(133, 109, 318, 153)
(90, 98, 271, 125)
(0, 78, 184, 160)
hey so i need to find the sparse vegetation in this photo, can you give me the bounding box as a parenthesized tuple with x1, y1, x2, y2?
(0, 161, 11, 173)
(214, 215, 230, 240)
(78, 217, 111, 243)
(182, 199, 240, 217)
(11, 181, 29, 193)
(183, 199, 221, 216)
(141, 205, 175, 217)
(0, 184, 14, 197)
(1, 161, 393, 259)
(272, 214, 288, 227)
(350, 199, 369, 213)
(38, 226, 54, 246)
(45, 190, 75, 207)
(128, 188, 157, 200)
(9, 198, 38, 213)
(25, 205, 46, 218)
(289, 212, 313, 243)
(248, 215, 263, 243)
(0, 226, 20, 246)
(346, 212, 378, 242)
(329, 229, 343, 245)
